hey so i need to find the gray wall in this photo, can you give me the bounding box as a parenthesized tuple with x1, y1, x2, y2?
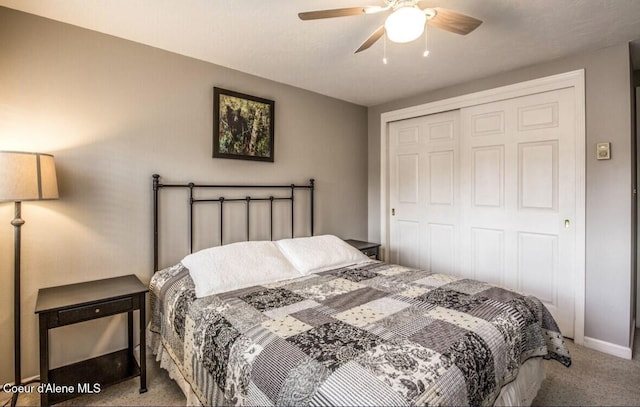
(0, 7, 368, 383)
(368, 43, 635, 348)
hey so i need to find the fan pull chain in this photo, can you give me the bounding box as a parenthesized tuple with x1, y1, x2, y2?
(423, 24, 430, 57)
(383, 32, 388, 64)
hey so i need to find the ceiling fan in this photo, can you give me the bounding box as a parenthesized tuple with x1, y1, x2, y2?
(299, 0, 482, 54)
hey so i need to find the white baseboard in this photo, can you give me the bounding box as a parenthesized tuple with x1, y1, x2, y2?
(24, 374, 40, 383)
(2, 373, 40, 387)
(584, 336, 632, 360)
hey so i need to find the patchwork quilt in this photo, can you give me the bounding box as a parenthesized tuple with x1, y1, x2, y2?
(149, 261, 570, 406)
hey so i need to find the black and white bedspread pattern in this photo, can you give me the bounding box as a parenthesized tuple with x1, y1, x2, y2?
(150, 261, 570, 406)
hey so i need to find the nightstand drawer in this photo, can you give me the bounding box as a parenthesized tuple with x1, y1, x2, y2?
(58, 297, 133, 325)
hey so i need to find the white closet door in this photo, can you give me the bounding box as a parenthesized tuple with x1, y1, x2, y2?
(388, 88, 576, 337)
(389, 111, 460, 274)
(460, 88, 576, 337)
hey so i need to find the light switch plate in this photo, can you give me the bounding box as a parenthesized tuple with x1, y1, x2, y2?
(596, 142, 611, 160)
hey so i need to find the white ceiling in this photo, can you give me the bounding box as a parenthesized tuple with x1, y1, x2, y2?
(2, 0, 640, 106)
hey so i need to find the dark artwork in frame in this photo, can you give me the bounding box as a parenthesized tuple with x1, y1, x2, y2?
(213, 87, 275, 162)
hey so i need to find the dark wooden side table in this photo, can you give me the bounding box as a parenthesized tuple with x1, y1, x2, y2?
(344, 239, 381, 260)
(35, 274, 148, 406)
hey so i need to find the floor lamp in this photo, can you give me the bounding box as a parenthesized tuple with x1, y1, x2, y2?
(0, 151, 59, 407)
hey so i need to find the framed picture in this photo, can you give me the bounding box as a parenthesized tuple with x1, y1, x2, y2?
(213, 87, 275, 162)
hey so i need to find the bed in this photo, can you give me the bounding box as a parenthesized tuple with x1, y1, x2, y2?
(148, 175, 570, 406)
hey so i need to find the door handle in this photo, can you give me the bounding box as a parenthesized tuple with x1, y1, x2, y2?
(564, 219, 570, 229)
(392, 208, 396, 216)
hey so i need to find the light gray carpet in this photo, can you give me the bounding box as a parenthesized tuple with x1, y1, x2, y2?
(6, 329, 640, 406)
(532, 329, 640, 406)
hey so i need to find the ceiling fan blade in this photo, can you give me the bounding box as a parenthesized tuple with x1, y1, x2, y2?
(355, 26, 385, 53)
(298, 7, 367, 20)
(427, 7, 482, 35)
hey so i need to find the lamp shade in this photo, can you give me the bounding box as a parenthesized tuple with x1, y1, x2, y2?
(385, 6, 427, 43)
(0, 151, 59, 202)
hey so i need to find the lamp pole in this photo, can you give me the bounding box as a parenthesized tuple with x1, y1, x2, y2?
(11, 201, 24, 407)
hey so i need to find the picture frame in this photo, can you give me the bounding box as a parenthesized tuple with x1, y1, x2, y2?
(213, 87, 275, 162)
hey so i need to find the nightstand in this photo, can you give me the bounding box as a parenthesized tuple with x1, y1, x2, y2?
(344, 239, 381, 260)
(35, 274, 148, 406)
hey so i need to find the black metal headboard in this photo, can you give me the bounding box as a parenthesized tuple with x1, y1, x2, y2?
(152, 174, 315, 272)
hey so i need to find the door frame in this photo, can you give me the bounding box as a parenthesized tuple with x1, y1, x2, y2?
(379, 69, 586, 345)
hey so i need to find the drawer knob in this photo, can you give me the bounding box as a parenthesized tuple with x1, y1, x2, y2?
(95, 308, 100, 313)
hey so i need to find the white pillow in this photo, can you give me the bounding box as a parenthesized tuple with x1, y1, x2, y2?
(275, 235, 369, 275)
(182, 240, 301, 298)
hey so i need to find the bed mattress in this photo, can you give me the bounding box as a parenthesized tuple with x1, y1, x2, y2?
(149, 260, 570, 406)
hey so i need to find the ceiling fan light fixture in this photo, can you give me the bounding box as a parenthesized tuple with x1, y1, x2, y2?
(384, 6, 426, 43)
